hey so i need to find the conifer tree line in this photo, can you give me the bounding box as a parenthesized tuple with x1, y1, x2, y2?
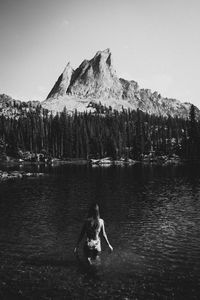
(0, 104, 200, 160)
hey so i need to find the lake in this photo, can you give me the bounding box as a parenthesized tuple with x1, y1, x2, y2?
(0, 163, 200, 299)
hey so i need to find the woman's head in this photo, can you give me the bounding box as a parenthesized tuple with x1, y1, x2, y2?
(88, 203, 100, 219)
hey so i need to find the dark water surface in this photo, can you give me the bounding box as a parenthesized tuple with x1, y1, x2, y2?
(0, 163, 200, 299)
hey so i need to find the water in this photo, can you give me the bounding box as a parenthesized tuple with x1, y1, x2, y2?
(0, 163, 200, 299)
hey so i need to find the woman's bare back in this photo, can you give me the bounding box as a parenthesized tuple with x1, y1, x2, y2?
(85, 217, 103, 240)
(74, 205, 113, 260)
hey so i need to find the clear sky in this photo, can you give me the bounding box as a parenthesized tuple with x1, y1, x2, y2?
(0, 0, 200, 107)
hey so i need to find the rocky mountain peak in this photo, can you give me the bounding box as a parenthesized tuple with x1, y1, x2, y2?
(43, 49, 199, 119)
(47, 62, 73, 99)
(63, 62, 73, 76)
(92, 48, 112, 68)
(64, 48, 122, 99)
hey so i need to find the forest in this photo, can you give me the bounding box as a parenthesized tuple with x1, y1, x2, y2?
(0, 103, 200, 161)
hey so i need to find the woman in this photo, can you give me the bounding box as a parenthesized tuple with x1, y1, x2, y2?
(74, 204, 113, 265)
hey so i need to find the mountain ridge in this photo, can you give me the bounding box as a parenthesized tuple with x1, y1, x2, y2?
(0, 49, 199, 120)
(43, 49, 197, 119)
(0, 93, 41, 118)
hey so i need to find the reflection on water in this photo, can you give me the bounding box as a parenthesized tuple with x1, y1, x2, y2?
(0, 163, 200, 298)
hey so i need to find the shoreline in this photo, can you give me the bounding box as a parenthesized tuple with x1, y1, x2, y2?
(1, 156, 199, 167)
(0, 157, 199, 183)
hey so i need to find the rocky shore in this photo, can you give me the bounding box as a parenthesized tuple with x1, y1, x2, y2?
(0, 170, 45, 182)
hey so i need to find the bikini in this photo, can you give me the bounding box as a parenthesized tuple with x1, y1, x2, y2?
(84, 218, 102, 255)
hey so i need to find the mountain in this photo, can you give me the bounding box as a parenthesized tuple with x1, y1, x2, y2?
(43, 49, 197, 118)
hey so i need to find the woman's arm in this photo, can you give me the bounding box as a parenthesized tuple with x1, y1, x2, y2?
(74, 222, 86, 253)
(101, 220, 113, 252)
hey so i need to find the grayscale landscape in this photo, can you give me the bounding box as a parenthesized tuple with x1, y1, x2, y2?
(0, 0, 200, 299)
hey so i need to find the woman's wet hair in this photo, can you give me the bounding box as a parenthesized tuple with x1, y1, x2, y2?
(87, 203, 100, 219)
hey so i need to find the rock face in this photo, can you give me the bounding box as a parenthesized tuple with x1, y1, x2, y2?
(47, 62, 73, 99)
(43, 49, 198, 118)
(67, 49, 123, 99)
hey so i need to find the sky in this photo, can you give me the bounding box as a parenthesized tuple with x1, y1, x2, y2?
(0, 0, 200, 108)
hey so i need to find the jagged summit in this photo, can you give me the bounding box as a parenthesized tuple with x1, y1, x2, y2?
(92, 48, 113, 70)
(43, 49, 197, 118)
(47, 62, 73, 99)
(65, 48, 122, 99)
(46, 48, 121, 101)
(92, 48, 112, 67)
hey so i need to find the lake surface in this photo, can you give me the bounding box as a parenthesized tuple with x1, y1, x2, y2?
(0, 163, 200, 299)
